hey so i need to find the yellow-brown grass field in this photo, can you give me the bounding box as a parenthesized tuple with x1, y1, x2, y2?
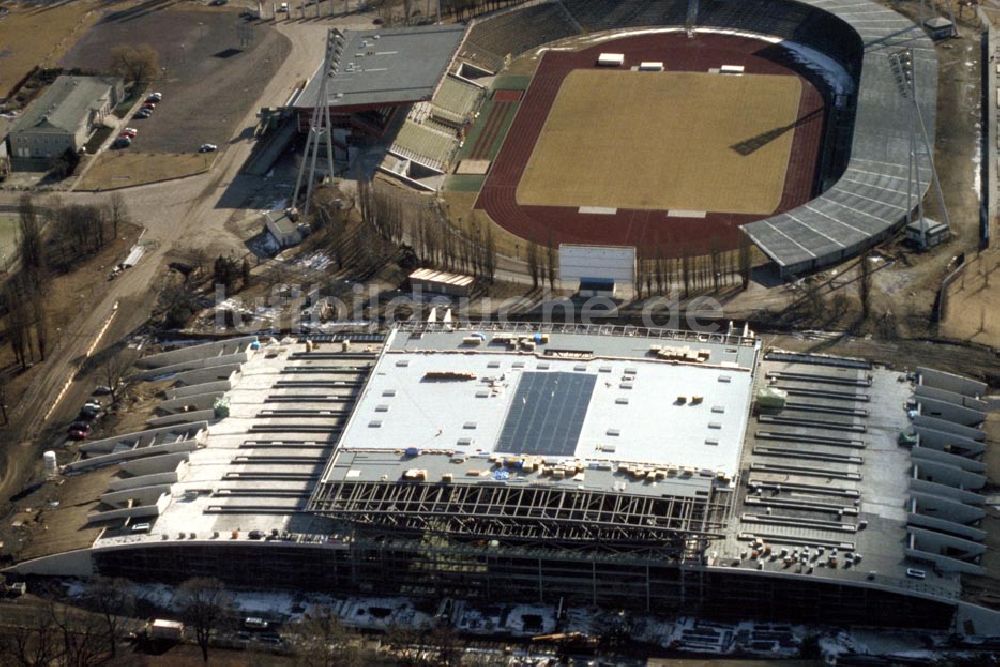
(0, 0, 105, 97)
(516, 69, 801, 215)
(77, 151, 213, 190)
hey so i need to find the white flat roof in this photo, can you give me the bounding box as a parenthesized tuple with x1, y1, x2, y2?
(335, 330, 754, 479)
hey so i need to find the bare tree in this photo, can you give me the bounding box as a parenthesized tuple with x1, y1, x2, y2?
(107, 192, 129, 239)
(17, 193, 44, 277)
(738, 234, 752, 291)
(859, 250, 872, 322)
(100, 347, 133, 405)
(526, 242, 539, 290)
(0, 601, 60, 667)
(545, 233, 556, 290)
(31, 291, 46, 361)
(3, 276, 34, 369)
(50, 601, 104, 667)
(110, 44, 160, 85)
(177, 578, 234, 663)
(0, 376, 8, 425)
(294, 606, 362, 667)
(709, 242, 722, 294)
(88, 577, 134, 658)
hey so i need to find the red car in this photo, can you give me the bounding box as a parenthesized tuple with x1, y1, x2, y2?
(67, 429, 89, 441)
(142, 102, 157, 110)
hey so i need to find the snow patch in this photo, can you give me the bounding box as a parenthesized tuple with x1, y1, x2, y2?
(972, 127, 982, 199)
(777, 40, 856, 97)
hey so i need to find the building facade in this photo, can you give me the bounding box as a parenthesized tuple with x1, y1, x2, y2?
(7, 75, 124, 171)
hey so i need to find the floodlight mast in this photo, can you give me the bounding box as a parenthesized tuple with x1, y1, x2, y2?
(888, 47, 950, 250)
(293, 28, 342, 217)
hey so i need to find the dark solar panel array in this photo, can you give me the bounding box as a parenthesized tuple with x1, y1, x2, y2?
(496, 371, 596, 456)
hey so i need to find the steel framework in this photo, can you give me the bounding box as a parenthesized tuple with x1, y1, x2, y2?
(309, 479, 726, 543)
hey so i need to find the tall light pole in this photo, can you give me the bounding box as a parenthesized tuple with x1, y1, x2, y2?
(888, 48, 951, 250)
(293, 28, 343, 217)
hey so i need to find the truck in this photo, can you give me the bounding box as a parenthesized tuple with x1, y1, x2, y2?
(148, 619, 184, 641)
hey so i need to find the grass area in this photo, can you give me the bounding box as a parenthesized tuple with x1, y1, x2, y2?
(112, 83, 147, 118)
(444, 173, 486, 192)
(457, 97, 494, 160)
(456, 98, 520, 162)
(82, 125, 113, 154)
(0, 214, 18, 269)
(77, 151, 214, 190)
(0, 0, 104, 98)
(517, 70, 801, 213)
(481, 101, 518, 160)
(493, 73, 531, 90)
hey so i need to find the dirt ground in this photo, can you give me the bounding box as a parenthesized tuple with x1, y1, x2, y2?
(940, 248, 1000, 346)
(0, 212, 18, 267)
(0, 0, 106, 98)
(60, 5, 292, 154)
(517, 69, 800, 214)
(77, 151, 214, 190)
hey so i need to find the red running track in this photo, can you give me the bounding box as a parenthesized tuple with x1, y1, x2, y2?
(475, 33, 826, 258)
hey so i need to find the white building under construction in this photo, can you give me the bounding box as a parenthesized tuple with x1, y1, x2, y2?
(7, 324, 999, 632)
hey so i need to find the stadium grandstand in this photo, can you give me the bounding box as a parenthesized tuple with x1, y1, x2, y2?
(459, 1, 581, 72)
(292, 24, 477, 176)
(7, 326, 999, 632)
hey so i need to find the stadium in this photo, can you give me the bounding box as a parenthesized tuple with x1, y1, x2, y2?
(292, 0, 936, 279)
(7, 324, 998, 632)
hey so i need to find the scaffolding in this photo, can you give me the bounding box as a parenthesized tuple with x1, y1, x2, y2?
(309, 479, 728, 545)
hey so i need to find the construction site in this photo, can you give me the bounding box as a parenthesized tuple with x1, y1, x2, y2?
(2, 322, 995, 636)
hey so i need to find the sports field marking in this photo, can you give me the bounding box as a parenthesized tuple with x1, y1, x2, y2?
(516, 69, 802, 215)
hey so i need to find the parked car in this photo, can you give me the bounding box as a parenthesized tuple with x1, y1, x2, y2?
(277, 2, 289, 11)
(133, 108, 152, 119)
(93, 385, 113, 396)
(67, 421, 91, 434)
(67, 428, 89, 441)
(142, 102, 156, 110)
(112, 137, 131, 149)
(121, 127, 138, 138)
(198, 143, 218, 153)
(146, 92, 163, 102)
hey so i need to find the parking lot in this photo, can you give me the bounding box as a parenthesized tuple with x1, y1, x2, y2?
(61, 5, 291, 154)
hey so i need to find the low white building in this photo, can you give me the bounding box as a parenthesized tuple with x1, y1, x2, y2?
(408, 268, 474, 296)
(263, 209, 307, 249)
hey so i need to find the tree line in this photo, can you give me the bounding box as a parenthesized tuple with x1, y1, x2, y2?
(633, 236, 754, 300)
(310, 177, 498, 286)
(0, 576, 487, 666)
(1, 192, 130, 370)
(307, 177, 761, 299)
